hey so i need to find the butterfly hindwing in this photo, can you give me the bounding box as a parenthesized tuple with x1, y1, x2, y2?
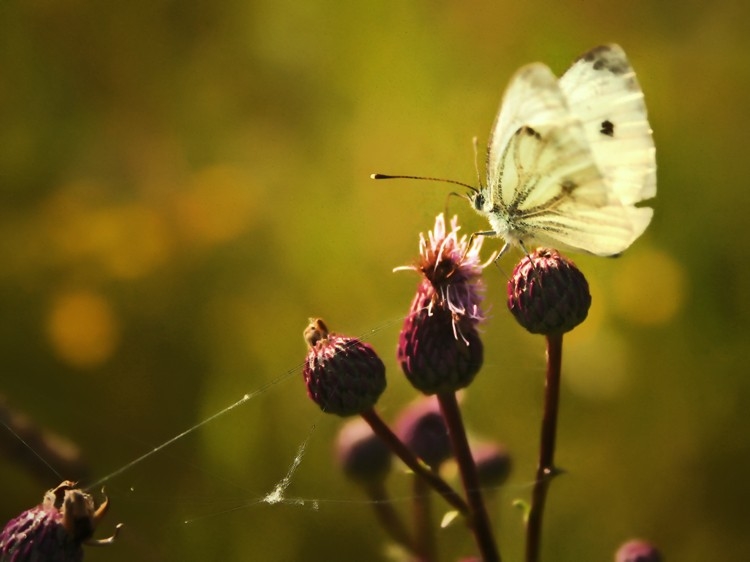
(523, 201, 653, 256)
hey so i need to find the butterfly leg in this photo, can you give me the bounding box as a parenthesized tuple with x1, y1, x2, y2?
(466, 230, 497, 251)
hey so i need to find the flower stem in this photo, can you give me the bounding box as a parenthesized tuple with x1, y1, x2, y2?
(525, 333, 564, 562)
(360, 408, 469, 516)
(412, 474, 436, 561)
(364, 481, 416, 554)
(438, 392, 501, 562)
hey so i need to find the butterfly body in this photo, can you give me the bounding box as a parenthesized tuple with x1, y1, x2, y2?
(474, 44, 656, 256)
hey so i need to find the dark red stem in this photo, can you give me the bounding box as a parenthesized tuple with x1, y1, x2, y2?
(360, 408, 469, 516)
(412, 473, 436, 562)
(438, 392, 501, 562)
(365, 481, 416, 554)
(525, 333, 564, 562)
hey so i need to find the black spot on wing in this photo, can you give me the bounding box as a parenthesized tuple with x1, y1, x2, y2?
(579, 45, 629, 75)
(600, 119, 615, 137)
(561, 179, 577, 194)
(518, 126, 542, 140)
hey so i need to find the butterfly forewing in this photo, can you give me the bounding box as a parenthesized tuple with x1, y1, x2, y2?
(558, 44, 656, 206)
(487, 63, 569, 207)
(497, 121, 606, 214)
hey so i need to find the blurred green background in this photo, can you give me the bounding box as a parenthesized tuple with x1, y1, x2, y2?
(1, 1, 748, 561)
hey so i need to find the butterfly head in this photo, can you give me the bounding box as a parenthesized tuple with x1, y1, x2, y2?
(469, 190, 485, 212)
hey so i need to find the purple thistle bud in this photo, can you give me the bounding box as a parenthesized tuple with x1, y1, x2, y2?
(615, 539, 663, 562)
(394, 396, 452, 469)
(303, 318, 387, 417)
(472, 442, 512, 489)
(507, 248, 591, 335)
(399, 282, 484, 394)
(335, 418, 392, 485)
(0, 481, 121, 562)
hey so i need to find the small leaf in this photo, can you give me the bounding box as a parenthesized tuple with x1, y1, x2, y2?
(440, 509, 461, 528)
(512, 498, 531, 523)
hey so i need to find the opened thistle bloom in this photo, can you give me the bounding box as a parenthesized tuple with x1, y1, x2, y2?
(395, 213, 490, 330)
(397, 214, 492, 394)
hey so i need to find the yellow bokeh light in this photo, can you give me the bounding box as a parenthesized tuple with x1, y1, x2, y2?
(611, 248, 687, 325)
(91, 204, 171, 279)
(46, 291, 120, 369)
(172, 165, 259, 247)
(39, 182, 171, 280)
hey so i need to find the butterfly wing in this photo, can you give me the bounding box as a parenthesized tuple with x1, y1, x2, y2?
(486, 63, 570, 207)
(559, 44, 656, 206)
(491, 111, 652, 256)
(525, 203, 653, 256)
(484, 44, 655, 255)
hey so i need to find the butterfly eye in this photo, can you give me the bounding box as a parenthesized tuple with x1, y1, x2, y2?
(472, 193, 485, 210)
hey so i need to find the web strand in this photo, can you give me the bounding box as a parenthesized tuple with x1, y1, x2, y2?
(83, 315, 406, 491)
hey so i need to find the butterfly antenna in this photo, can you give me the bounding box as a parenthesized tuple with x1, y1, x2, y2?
(471, 136, 482, 187)
(442, 191, 472, 217)
(370, 173, 479, 194)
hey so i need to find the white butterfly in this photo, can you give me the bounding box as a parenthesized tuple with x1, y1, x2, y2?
(374, 44, 656, 257)
(474, 43, 656, 257)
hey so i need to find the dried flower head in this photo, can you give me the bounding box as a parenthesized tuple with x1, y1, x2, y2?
(303, 318, 387, 417)
(507, 248, 591, 335)
(615, 539, 663, 562)
(0, 481, 122, 562)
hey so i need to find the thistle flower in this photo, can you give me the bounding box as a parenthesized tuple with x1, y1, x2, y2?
(335, 418, 392, 485)
(472, 442, 512, 490)
(395, 213, 490, 329)
(394, 396, 452, 469)
(0, 481, 121, 562)
(615, 539, 663, 562)
(507, 248, 591, 335)
(303, 318, 386, 417)
(397, 215, 500, 561)
(397, 214, 491, 394)
(301, 318, 469, 517)
(334, 419, 416, 553)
